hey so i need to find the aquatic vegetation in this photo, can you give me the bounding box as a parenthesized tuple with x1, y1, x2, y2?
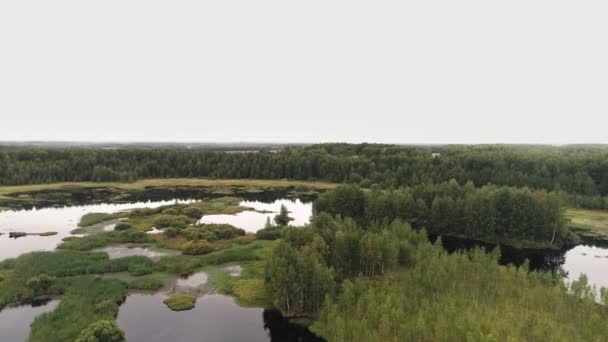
(79, 212, 127, 227)
(163, 293, 196, 311)
(127, 275, 165, 291)
(228, 278, 267, 306)
(0, 251, 160, 309)
(29, 277, 127, 342)
(58, 230, 150, 251)
(182, 240, 215, 255)
(8, 231, 58, 238)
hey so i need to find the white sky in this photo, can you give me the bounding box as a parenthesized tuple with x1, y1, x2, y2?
(0, 1, 607, 144)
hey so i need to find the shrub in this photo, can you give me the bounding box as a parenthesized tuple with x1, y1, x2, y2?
(182, 240, 215, 255)
(153, 215, 191, 228)
(256, 226, 285, 240)
(162, 208, 180, 215)
(165, 227, 183, 238)
(75, 320, 125, 342)
(183, 207, 204, 219)
(113, 222, 132, 231)
(163, 294, 196, 311)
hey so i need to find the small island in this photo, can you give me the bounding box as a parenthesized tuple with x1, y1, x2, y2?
(163, 294, 196, 311)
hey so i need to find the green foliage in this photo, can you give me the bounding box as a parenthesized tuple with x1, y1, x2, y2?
(179, 224, 245, 242)
(316, 182, 570, 248)
(182, 240, 215, 255)
(256, 226, 286, 240)
(79, 213, 125, 227)
(153, 214, 192, 228)
(183, 206, 204, 219)
(274, 204, 292, 226)
(2, 145, 608, 205)
(128, 276, 164, 291)
(29, 277, 127, 342)
(311, 244, 608, 342)
(0, 251, 159, 309)
(113, 222, 131, 231)
(75, 320, 125, 342)
(163, 294, 196, 311)
(58, 230, 150, 251)
(26, 274, 55, 297)
(265, 240, 335, 313)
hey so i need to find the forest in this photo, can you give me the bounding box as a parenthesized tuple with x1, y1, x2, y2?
(263, 214, 608, 341)
(1, 144, 608, 209)
(314, 183, 570, 248)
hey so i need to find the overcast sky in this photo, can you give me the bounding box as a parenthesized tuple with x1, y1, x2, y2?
(1, 1, 606, 144)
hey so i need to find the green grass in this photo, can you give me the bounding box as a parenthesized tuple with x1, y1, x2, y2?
(58, 230, 151, 251)
(0, 250, 160, 309)
(566, 208, 608, 243)
(29, 276, 127, 342)
(228, 278, 267, 306)
(78, 212, 127, 227)
(163, 293, 196, 311)
(128, 274, 165, 291)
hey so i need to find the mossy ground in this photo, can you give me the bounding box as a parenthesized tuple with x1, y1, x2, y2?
(163, 293, 196, 311)
(567, 208, 608, 244)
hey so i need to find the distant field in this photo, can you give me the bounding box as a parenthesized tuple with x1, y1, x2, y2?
(0, 178, 336, 200)
(566, 208, 608, 242)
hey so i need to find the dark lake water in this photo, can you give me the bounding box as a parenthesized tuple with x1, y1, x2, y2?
(0, 300, 59, 342)
(116, 293, 322, 342)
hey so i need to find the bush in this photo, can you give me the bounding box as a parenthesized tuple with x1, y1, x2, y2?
(183, 207, 204, 219)
(163, 294, 196, 311)
(165, 227, 183, 238)
(182, 240, 215, 255)
(153, 215, 191, 228)
(162, 208, 180, 215)
(158, 256, 201, 276)
(256, 226, 285, 240)
(75, 320, 125, 342)
(113, 222, 132, 231)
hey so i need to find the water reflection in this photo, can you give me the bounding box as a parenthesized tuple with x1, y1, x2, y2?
(0, 199, 191, 261)
(117, 294, 270, 342)
(563, 245, 608, 289)
(0, 300, 59, 341)
(263, 309, 326, 342)
(94, 245, 180, 261)
(199, 199, 313, 232)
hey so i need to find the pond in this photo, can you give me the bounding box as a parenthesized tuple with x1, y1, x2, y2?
(199, 199, 313, 232)
(2, 193, 608, 341)
(0, 300, 59, 342)
(117, 293, 321, 342)
(0, 199, 191, 261)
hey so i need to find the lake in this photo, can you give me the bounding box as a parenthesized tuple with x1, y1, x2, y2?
(1, 195, 607, 341)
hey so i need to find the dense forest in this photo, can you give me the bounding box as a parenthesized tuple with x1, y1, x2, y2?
(1, 144, 608, 208)
(263, 214, 608, 341)
(314, 183, 570, 248)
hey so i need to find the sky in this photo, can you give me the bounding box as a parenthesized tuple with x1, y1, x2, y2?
(0, 1, 607, 144)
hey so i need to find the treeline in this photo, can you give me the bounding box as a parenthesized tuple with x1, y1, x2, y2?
(1, 144, 608, 199)
(315, 182, 570, 248)
(264, 214, 428, 313)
